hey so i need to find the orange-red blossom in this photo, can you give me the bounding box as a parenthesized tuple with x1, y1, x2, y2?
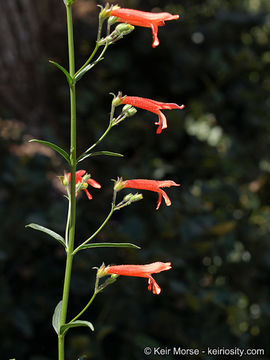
(67, 170, 101, 200)
(120, 179, 180, 210)
(121, 96, 185, 134)
(105, 262, 172, 294)
(110, 8, 179, 48)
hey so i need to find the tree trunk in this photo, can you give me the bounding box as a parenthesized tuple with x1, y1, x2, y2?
(0, 0, 64, 135)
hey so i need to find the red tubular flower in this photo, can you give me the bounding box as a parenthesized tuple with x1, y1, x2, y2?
(121, 96, 185, 134)
(67, 170, 101, 200)
(121, 179, 180, 210)
(106, 262, 172, 294)
(110, 8, 179, 48)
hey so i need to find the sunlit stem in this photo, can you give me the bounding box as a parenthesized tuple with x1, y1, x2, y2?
(83, 123, 112, 155)
(73, 203, 115, 255)
(80, 101, 115, 155)
(58, 3, 77, 360)
(75, 14, 105, 77)
(68, 275, 100, 324)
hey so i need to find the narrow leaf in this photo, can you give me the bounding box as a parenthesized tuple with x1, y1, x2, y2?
(60, 320, 94, 336)
(78, 151, 124, 163)
(77, 242, 141, 253)
(52, 301, 62, 334)
(29, 139, 70, 164)
(49, 60, 73, 86)
(26, 223, 66, 249)
(91, 151, 124, 157)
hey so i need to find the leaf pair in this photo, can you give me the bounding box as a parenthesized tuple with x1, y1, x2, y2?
(49, 58, 103, 85)
(26, 223, 140, 252)
(77, 150, 123, 163)
(29, 139, 123, 165)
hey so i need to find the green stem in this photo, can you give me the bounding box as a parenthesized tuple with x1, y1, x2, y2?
(58, 4, 77, 360)
(69, 274, 100, 324)
(75, 43, 99, 78)
(81, 102, 115, 156)
(82, 123, 112, 155)
(73, 204, 115, 255)
(58, 334, 64, 360)
(91, 41, 109, 69)
(75, 16, 104, 77)
(74, 33, 109, 82)
(69, 292, 98, 324)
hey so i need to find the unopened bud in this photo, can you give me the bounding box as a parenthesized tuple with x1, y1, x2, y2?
(122, 104, 137, 117)
(123, 192, 143, 204)
(114, 23, 135, 36)
(108, 16, 118, 25)
(130, 193, 143, 202)
(115, 192, 143, 210)
(122, 193, 133, 202)
(99, 23, 134, 45)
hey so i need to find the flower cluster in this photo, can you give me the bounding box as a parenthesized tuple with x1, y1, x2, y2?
(59, 5, 184, 296)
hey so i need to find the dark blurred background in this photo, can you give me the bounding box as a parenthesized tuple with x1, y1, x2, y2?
(1, 0, 270, 359)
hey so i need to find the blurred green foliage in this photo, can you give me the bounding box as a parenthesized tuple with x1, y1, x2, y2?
(1, 0, 270, 359)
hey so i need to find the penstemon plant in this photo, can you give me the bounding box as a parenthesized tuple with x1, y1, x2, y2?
(26, 2, 185, 359)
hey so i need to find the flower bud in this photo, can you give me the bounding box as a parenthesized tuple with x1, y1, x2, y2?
(123, 193, 143, 203)
(122, 193, 133, 202)
(99, 23, 134, 45)
(123, 192, 143, 204)
(115, 192, 143, 210)
(122, 104, 137, 117)
(114, 23, 135, 36)
(108, 16, 118, 25)
(122, 104, 132, 112)
(130, 193, 143, 202)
